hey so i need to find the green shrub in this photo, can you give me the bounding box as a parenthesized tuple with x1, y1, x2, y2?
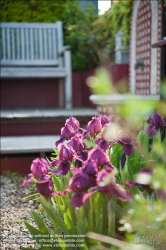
(62, 0, 132, 70)
(99, 0, 132, 46)
(0, 0, 67, 22)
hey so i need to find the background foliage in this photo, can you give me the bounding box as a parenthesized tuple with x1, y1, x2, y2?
(105, 0, 132, 46)
(164, 0, 166, 15)
(62, 1, 99, 71)
(0, 0, 67, 22)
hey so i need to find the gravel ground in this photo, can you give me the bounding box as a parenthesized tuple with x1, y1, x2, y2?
(0, 175, 41, 250)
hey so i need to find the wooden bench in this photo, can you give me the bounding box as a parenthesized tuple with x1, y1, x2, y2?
(0, 22, 72, 109)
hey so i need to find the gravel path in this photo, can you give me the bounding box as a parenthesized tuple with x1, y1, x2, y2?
(0, 175, 40, 250)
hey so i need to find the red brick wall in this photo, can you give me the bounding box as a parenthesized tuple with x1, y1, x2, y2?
(130, 0, 162, 95)
(135, 0, 152, 94)
(157, 0, 162, 94)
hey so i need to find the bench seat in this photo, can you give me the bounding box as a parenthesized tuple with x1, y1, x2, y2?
(1, 67, 67, 78)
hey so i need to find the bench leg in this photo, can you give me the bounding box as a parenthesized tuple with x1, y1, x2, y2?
(65, 76, 72, 109)
(40, 152, 46, 158)
(64, 50, 72, 109)
(58, 78, 64, 108)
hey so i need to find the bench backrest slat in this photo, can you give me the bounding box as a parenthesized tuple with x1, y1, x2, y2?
(39, 29, 42, 60)
(7, 28, 11, 60)
(21, 28, 25, 60)
(16, 28, 20, 60)
(2, 28, 6, 60)
(12, 29, 15, 60)
(0, 22, 63, 66)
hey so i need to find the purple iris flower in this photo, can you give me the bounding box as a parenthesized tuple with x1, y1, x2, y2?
(101, 124, 139, 156)
(58, 161, 71, 175)
(76, 128, 89, 139)
(126, 167, 166, 200)
(50, 143, 76, 176)
(125, 168, 153, 186)
(82, 159, 98, 177)
(88, 148, 110, 168)
(49, 159, 60, 168)
(69, 167, 131, 207)
(55, 136, 65, 147)
(95, 137, 110, 152)
(87, 117, 102, 137)
(120, 153, 126, 169)
(97, 168, 131, 201)
(144, 112, 166, 137)
(65, 168, 95, 207)
(156, 189, 166, 201)
(61, 124, 76, 140)
(55, 117, 80, 146)
(67, 136, 88, 163)
(31, 158, 48, 177)
(125, 180, 141, 188)
(100, 115, 114, 127)
(69, 172, 91, 192)
(96, 168, 116, 194)
(101, 122, 119, 143)
(144, 124, 157, 137)
(58, 143, 76, 161)
(67, 136, 85, 153)
(125, 168, 153, 195)
(65, 116, 80, 131)
(74, 151, 89, 166)
(139, 168, 153, 174)
(74, 159, 83, 168)
(36, 178, 61, 200)
(151, 112, 166, 129)
(117, 132, 139, 156)
(79, 150, 88, 161)
(22, 158, 50, 186)
(110, 183, 132, 201)
(70, 191, 95, 207)
(22, 173, 34, 186)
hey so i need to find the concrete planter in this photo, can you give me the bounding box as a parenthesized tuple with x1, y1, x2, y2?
(89, 94, 160, 117)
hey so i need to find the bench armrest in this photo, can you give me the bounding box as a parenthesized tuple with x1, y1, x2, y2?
(59, 46, 70, 56)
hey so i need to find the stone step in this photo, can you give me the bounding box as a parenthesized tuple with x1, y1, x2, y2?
(0, 108, 97, 174)
(0, 135, 60, 175)
(1, 108, 97, 136)
(1, 108, 97, 121)
(1, 135, 58, 155)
